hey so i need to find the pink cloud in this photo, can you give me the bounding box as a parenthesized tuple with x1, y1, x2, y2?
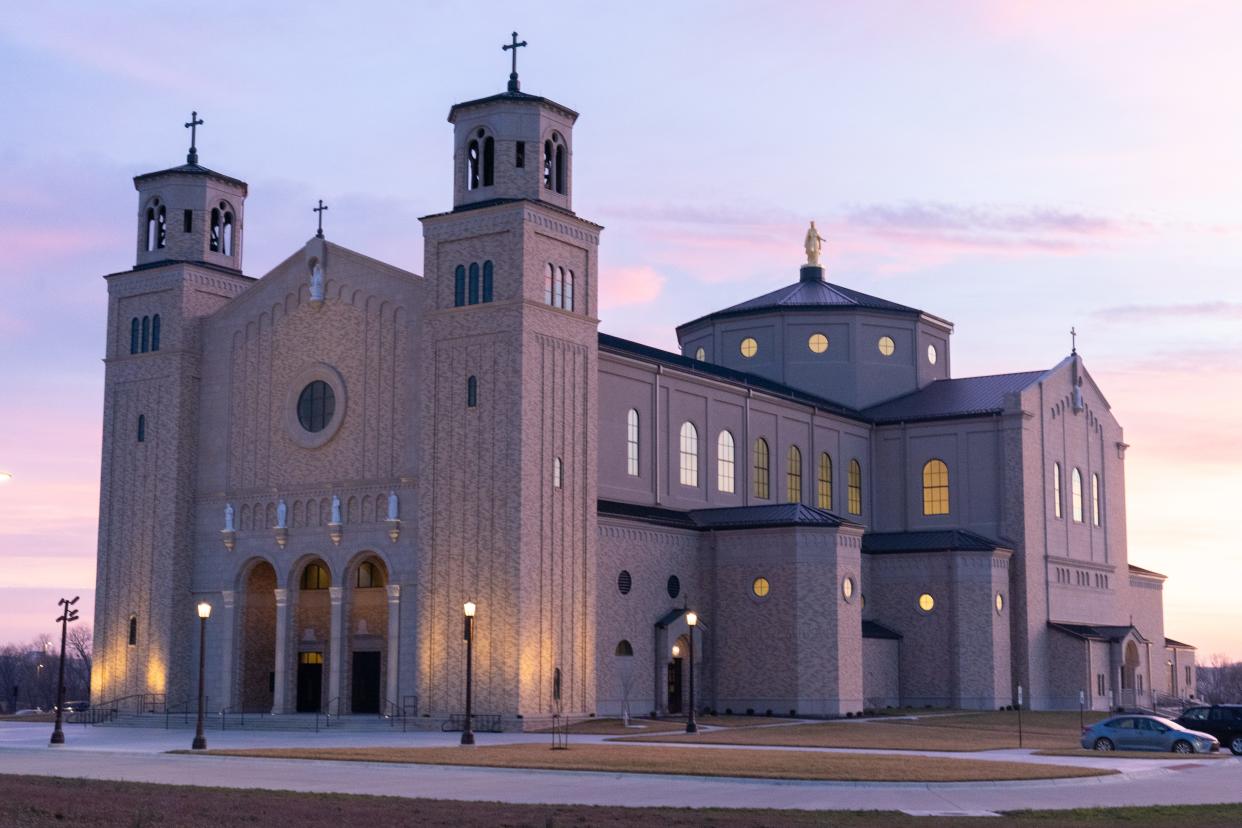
(599, 265, 665, 311)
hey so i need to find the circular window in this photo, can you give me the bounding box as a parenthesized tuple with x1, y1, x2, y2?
(878, 336, 896, 357)
(694, 347, 706, 361)
(739, 337, 758, 358)
(297, 381, 336, 433)
(618, 570, 632, 595)
(860, 593, 866, 611)
(842, 576, 855, 602)
(995, 592, 1004, 614)
(918, 593, 935, 613)
(667, 575, 681, 599)
(808, 333, 829, 354)
(752, 577, 770, 598)
(927, 343, 938, 365)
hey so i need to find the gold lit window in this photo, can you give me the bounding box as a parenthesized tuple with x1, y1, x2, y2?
(918, 593, 935, 612)
(922, 459, 949, 515)
(740, 337, 758, 358)
(300, 562, 329, 590)
(1072, 468, 1084, 522)
(1053, 463, 1063, 518)
(1091, 473, 1101, 526)
(847, 459, 862, 515)
(808, 333, 828, 353)
(786, 445, 802, 503)
(679, 422, 699, 487)
(752, 577, 770, 598)
(817, 452, 833, 510)
(877, 336, 895, 356)
(995, 592, 1004, 614)
(299, 651, 324, 665)
(753, 438, 770, 499)
(717, 430, 735, 493)
(356, 561, 385, 589)
(626, 409, 639, 477)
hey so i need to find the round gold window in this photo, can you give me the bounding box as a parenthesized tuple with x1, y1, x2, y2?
(995, 592, 1004, 614)
(808, 333, 829, 354)
(842, 576, 854, 601)
(878, 336, 896, 357)
(918, 593, 935, 612)
(752, 576, 770, 598)
(740, 337, 758, 358)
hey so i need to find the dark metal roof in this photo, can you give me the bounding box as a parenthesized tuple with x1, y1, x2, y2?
(863, 371, 1044, 424)
(863, 620, 903, 640)
(597, 500, 860, 532)
(1165, 637, 1196, 650)
(1049, 622, 1148, 644)
(1128, 563, 1167, 579)
(133, 162, 248, 191)
(599, 333, 863, 420)
(862, 529, 1011, 555)
(597, 500, 698, 530)
(448, 90, 579, 122)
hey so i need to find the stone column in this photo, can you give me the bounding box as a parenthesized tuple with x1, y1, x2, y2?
(271, 588, 289, 714)
(386, 585, 401, 709)
(328, 586, 344, 714)
(219, 591, 235, 712)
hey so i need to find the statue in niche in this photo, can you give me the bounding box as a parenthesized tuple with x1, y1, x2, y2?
(223, 503, 235, 532)
(356, 619, 369, 635)
(310, 261, 325, 303)
(331, 494, 342, 525)
(276, 499, 287, 529)
(387, 490, 399, 522)
(804, 220, 826, 266)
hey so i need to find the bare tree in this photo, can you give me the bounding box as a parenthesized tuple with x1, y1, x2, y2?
(1197, 654, 1242, 704)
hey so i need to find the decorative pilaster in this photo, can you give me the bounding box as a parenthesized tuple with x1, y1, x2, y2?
(328, 586, 344, 714)
(218, 590, 235, 712)
(386, 585, 401, 710)
(271, 588, 289, 715)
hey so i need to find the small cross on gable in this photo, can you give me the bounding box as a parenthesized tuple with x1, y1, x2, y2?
(313, 199, 329, 239)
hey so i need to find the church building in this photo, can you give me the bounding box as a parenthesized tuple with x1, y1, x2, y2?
(91, 51, 1196, 724)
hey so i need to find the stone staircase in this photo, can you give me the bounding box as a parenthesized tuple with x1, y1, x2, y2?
(94, 711, 417, 733)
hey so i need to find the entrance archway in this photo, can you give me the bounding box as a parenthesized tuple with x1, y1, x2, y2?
(344, 554, 389, 714)
(293, 558, 332, 713)
(1121, 640, 1141, 707)
(238, 560, 277, 713)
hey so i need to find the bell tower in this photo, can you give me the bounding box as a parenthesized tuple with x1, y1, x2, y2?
(417, 39, 602, 725)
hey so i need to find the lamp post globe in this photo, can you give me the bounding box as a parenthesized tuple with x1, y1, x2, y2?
(192, 601, 212, 750)
(685, 611, 698, 734)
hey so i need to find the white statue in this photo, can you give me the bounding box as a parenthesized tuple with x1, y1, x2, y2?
(224, 503, 235, 532)
(276, 499, 287, 529)
(387, 490, 399, 522)
(804, 220, 826, 266)
(331, 494, 342, 525)
(310, 262, 325, 303)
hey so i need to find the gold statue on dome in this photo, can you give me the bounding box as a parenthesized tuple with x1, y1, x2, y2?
(804, 220, 826, 266)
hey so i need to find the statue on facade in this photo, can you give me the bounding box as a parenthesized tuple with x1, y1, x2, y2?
(387, 490, 399, 522)
(330, 494, 342, 525)
(804, 220, 826, 266)
(310, 262, 325, 303)
(224, 503, 235, 532)
(276, 499, 287, 529)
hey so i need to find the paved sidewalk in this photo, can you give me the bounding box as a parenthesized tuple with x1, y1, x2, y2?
(2, 723, 1239, 813)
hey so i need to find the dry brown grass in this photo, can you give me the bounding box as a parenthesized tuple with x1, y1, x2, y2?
(623, 710, 1108, 752)
(529, 717, 685, 735)
(192, 742, 1111, 782)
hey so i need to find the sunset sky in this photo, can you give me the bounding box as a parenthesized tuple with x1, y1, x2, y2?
(1, 2, 1240, 657)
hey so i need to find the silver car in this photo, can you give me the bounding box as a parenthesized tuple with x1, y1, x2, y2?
(1081, 714, 1219, 753)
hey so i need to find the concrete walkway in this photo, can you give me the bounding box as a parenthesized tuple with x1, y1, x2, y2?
(2, 722, 1239, 814)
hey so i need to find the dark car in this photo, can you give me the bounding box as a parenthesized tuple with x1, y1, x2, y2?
(1176, 705, 1242, 755)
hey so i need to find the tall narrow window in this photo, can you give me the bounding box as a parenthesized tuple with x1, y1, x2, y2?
(210, 208, 221, 251)
(1091, 472, 1101, 526)
(922, 459, 949, 515)
(467, 139, 480, 190)
(222, 210, 234, 256)
(753, 438, 770, 499)
(130, 318, 140, 354)
(564, 270, 574, 312)
(146, 207, 157, 251)
(128, 616, 137, 646)
(156, 206, 166, 249)
(150, 314, 161, 352)
(183, 209, 192, 233)
(482, 136, 495, 186)
(544, 263, 554, 304)
(1053, 462, 1063, 519)
(786, 445, 802, 503)
(554, 266, 564, 309)
(555, 143, 565, 194)
(466, 375, 477, 408)
(848, 459, 862, 515)
(626, 409, 639, 476)
(817, 452, 833, 510)
(717, 430, 735, 493)
(141, 316, 150, 353)
(454, 265, 466, 307)
(679, 422, 699, 487)
(137, 414, 146, 443)
(1072, 468, 1084, 522)
(515, 140, 525, 168)
(468, 263, 480, 305)
(553, 457, 563, 488)
(482, 261, 494, 303)
(543, 140, 553, 189)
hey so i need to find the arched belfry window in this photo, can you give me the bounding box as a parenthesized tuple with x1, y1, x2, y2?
(454, 265, 466, 307)
(483, 136, 495, 186)
(467, 375, 478, 408)
(157, 205, 166, 249)
(555, 142, 565, 194)
(467, 137, 480, 190)
(543, 140, 553, 189)
(140, 316, 150, 353)
(922, 459, 949, 515)
(222, 207, 234, 256)
(130, 318, 140, 354)
(753, 438, 770, 499)
(482, 261, 494, 303)
(786, 445, 802, 503)
(146, 205, 157, 251)
(468, 263, 480, 305)
(210, 208, 221, 251)
(150, 314, 161, 352)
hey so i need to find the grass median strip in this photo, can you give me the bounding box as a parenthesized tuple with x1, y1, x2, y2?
(185, 743, 1113, 782)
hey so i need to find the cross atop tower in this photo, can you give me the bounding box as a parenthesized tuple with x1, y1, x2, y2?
(503, 32, 527, 92)
(1070, 326, 1078, 355)
(313, 199, 328, 239)
(184, 111, 204, 164)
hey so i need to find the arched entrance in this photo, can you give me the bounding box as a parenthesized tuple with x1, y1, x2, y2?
(1121, 640, 1141, 708)
(238, 560, 277, 713)
(293, 558, 332, 713)
(667, 634, 689, 715)
(344, 554, 389, 714)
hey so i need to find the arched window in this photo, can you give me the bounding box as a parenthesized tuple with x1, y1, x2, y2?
(544, 263, 554, 305)
(1091, 472, 1101, 526)
(210, 208, 221, 251)
(466, 375, 477, 408)
(454, 265, 466, 307)
(817, 452, 833, 510)
(140, 316, 150, 353)
(130, 318, 140, 354)
(1072, 468, 1084, 522)
(554, 266, 564, 308)
(922, 459, 949, 515)
(356, 560, 385, 588)
(626, 409, 639, 476)
(679, 422, 699, 487)
(753, 438, 770, 499)
(1053, 462, 1063, 519)
(483, 136, 495, 186)
(786, 445, 802, 503)
(717, 430, 735, 493)
(146, 206, 157, 251)
(137, 414, 146, 443)
(564, 269, 574, 312)
(300, 562, 329, 590)
(128, 616, 137, 646)
(615, 640, 633, 657)
(482, 260, 494, 303)
(555, 142, 565, 194)
(150, 314, 161, 352)
(848, 459, 862, 515)
(543, 139, 553, 189)
(222, 209, 234, 256)
(467, 138, 480, 190)
(156, 205, 166, 249)
(468, 263, 480, 305)
(553, 457, 563, 488)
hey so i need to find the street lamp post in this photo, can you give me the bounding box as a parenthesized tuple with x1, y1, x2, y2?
(50, 596, 80, 745)
(192, 601, 212, 750)
(461, 601, 476, 746)
(685, 611, 698, 734)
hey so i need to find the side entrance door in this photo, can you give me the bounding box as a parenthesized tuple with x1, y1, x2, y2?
(351, 651, 381, 714)
(667, 657, 683, 714)
(296, 652, 323, 713)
